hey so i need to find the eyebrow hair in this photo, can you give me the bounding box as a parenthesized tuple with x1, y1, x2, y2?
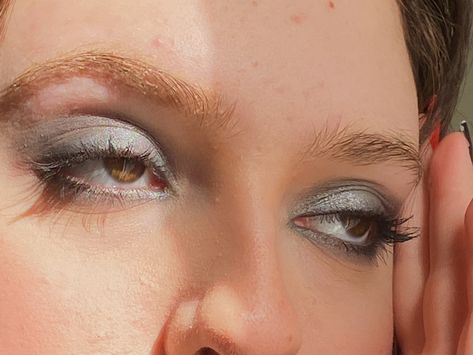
(0, 50, 237, 131)
(0, 50, 422, 184)
(0, 0, 13, 41)
(300, 123, 423, 184)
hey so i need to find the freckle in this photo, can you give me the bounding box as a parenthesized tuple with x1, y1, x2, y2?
(290, 14, 307, 25)
(328, 1, 335, 9)
(251, 0, 258, 7)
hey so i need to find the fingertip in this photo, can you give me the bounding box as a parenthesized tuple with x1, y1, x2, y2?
(429, 132, 473, 195)
(430, 133, 469, 173)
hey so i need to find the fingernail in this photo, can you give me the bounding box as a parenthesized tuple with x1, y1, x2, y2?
(460, 120, 473, 164)
(429, 125, 440, 150)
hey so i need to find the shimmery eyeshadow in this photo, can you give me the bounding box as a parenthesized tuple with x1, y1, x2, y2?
(291, 181, 398, 218)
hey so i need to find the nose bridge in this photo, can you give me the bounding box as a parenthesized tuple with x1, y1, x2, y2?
(161, 184, 302, 354)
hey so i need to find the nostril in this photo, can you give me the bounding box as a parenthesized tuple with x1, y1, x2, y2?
(195, 347, 219, 355)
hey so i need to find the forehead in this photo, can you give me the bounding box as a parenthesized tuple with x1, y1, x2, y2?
(0, 0, 418, 138)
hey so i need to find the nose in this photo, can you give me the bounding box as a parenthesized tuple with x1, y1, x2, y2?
(161, 283, 301, 355)
(157, 238, 302, 355)
(151, 174, 303, 355)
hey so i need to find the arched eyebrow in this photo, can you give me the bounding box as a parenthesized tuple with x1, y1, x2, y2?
(0, 51, 237, 131)
(0, 50, 423, 185)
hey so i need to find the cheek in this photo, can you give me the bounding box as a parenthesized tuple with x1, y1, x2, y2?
(0, 240, 58, 353)
(282, 237, 393, 354)
(0, 221, 181, 354)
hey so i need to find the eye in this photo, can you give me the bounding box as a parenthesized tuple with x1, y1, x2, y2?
(293, 214, 378, 246)
(104, 157, 146, 183)
(64, 156, 167, 191)
(17, 116, 175, 210)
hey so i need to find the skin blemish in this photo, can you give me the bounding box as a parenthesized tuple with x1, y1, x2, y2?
(290, 14, 307, 25)
(251, 61, 259, 68)
(328, 1, 335, 9)
(151, 37, 163, 49)
(251, 1, 258, 7)
(151, 36, 175, 51)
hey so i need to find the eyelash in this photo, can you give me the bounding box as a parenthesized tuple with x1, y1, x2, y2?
(21, 140, 171, 215)
(18, 132, 416, 265)
(293, 212, 418, 264)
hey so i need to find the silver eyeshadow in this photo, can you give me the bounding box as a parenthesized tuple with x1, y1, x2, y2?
(291, 182, 398, 218)
(14, 115, 175, 200)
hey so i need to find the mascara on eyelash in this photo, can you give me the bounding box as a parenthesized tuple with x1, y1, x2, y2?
(460, 120, 473, 164)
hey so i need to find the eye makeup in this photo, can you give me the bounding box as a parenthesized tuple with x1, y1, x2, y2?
(12, 115, 175, 214)
(5, 108, 417, 264)
(290, 181, 417, 264)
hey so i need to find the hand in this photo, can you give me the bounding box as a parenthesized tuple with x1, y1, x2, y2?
(394, 132, 473, 354)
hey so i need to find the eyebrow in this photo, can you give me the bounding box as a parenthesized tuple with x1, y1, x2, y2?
(300, 124, 423, 184)
(0, 50, 236, 131)
(0, 0, 13, 41)
(0, 50, 422, 183)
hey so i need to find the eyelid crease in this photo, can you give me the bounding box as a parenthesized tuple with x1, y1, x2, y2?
(290, 179, 402, 219)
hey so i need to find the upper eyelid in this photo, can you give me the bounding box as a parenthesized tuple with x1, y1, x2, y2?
(13, 115, 157, 152)
(12, 115, 175, 179)
(290, 180, 401, 218)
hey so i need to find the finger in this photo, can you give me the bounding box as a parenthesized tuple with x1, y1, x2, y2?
(457, 199, 473, 354)
(423, 132, 473, 354)
(394, 169, 429, 354)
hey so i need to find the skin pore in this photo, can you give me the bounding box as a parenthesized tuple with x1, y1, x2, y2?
(0, 1, 421, 354)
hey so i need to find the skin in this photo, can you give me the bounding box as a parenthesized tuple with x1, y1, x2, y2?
(395, 134, 473, 355)
(0, 0, 470, 354)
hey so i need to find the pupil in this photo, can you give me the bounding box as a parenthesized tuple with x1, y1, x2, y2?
(346, 219, 372, 238)
(104, 157, 146, 183)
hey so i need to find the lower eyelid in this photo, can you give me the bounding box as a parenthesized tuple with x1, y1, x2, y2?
(292, 224, 387, 265)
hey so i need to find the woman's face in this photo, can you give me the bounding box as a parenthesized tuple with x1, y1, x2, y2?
(0, 0, 421, 353)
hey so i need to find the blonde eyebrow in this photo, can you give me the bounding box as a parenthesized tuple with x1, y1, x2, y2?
(0, 50, 236, 130)
(0, 51, 422, 186)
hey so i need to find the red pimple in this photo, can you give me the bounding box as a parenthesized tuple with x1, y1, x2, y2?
(328, 1, 335, 9)
(152, 37, 163, 49)
(290, 14, 307, 24)
(151, 36, 175, 50)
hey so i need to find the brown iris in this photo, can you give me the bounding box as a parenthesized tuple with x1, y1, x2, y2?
(103, 157, 146, 183)
(343, 217, 373, 238)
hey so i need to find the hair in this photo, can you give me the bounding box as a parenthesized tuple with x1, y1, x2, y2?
(398, 0, 473, 142)
(0, 0, 11, 42)
(0, 0, 471, 142)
